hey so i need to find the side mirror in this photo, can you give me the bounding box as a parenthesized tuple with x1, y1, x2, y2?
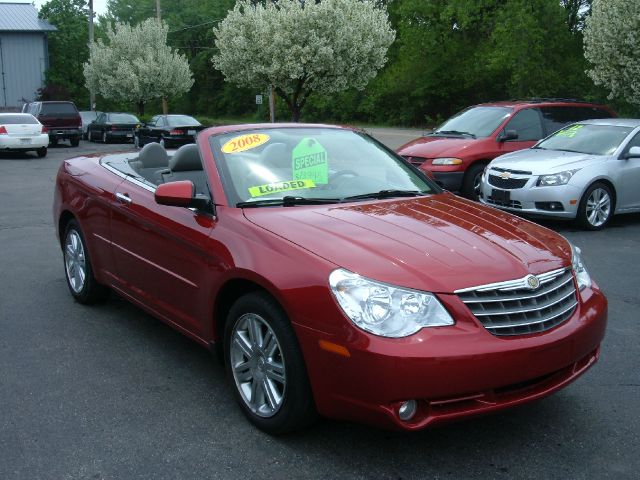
(155, 180, 211, 210)
(499, 129, 518, 142)
(624, 146, 640, 159)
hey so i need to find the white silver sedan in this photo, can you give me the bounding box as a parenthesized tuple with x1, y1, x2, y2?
(0, 113, 50, 157)
(480, 118, 640, 230)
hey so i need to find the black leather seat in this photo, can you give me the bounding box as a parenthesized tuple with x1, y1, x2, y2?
(132, 142, 170, 184)
(162, 144, 208, 195)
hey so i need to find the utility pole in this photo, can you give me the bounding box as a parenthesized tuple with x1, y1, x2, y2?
(88, 0, 95, 110)
(269, 85, 275, 123)
(156, 0, 168, 114)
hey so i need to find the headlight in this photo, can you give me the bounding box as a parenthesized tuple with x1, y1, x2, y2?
(536, 169, 579, 187)
(432, 157, 463, 165)
(571, 243, 592, 290)
(329, 269, 454, 337)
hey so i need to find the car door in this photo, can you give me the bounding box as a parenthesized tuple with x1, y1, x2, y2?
(109, 177, 217, 336)
(617, 130, 640, 210)
(91, 113, 105, 139)
(496, 108, 544, 156)
(140, 116, 157, 143)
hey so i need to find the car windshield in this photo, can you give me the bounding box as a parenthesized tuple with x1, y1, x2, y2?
(536, 124, 634, 155)
(209, 127, 437, 206)
(109, 113, 139, 123)
(0, 114, 38, 124)
(434, 106, 512, 138)
(167, 115, 200, 126)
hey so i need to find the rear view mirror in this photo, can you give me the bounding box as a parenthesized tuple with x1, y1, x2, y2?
(499, 130, 519, 142)
(625, 146, 640, 159)
(155, 180, 211, 210)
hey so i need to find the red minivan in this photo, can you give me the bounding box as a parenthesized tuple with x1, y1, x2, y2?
(397, 100, 616, 199)
(24, 101, 82, 147)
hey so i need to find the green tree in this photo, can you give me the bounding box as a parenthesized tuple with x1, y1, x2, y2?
(84, 19, 194, 115)
(212, 0, 395, 121)
(38, 0, 90, 106)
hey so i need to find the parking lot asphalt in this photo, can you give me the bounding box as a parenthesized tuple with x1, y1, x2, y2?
(1, 135, 639, 480)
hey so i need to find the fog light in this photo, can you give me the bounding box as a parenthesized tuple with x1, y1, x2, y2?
(398, 400, 417, 421)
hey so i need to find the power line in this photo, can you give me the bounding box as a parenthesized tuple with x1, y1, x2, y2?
(168, 19, 221, 34)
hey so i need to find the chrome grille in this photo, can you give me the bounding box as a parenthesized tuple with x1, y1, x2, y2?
(456, 268, 578, 336)
(488, 174, 529, 189)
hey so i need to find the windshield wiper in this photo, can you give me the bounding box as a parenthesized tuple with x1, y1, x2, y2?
(341, 190, 427, 202)
(237, 196, 341, 208)
(433, 130, 477, 138)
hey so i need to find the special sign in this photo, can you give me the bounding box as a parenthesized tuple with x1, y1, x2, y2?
(292, 138, 329, 184)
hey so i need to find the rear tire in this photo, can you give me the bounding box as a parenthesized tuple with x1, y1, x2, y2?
(50, 137, 58, 146)
(70, 136, 80, 147)
(62, 219, 109, 304)
(36, 147, 47, 158)
(576, 182, 614, 230)
(224, 292, 317, 434)
(461, 163, 486, 201)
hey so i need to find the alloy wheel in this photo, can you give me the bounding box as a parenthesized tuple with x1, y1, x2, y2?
(64, 229, 86, 294)
(586, 187, 611, 227)
(229, 313, 286, 418)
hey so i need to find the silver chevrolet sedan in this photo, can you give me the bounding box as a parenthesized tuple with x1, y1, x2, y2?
(479, 118, 640, 230)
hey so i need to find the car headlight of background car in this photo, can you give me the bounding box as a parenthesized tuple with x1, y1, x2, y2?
(536, 169, 580, 187)
(432, 157, 463, 165)
(329, 269, 454, 338)
(570, 243, 592, 291)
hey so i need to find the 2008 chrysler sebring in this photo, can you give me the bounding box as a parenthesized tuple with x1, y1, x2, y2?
(53, 124, 607, 434)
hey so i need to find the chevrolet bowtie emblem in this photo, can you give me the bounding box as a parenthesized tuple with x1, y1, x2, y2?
(500, 171, 511, 180)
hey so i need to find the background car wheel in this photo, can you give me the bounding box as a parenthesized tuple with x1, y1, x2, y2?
(224, 292, 316, 434)
(102, 131, 108, 144)
(70, 136, 80, 147)
(461, 162, 486, 200)
(577, 182, 614, 230)
(36, 147, 47, 158)
(62, 219, 109, 304)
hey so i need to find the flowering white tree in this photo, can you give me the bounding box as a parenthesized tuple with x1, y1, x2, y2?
(84, 19, 194, 115)
(213, 0, 395, 121)
(584, 0, 640, 106)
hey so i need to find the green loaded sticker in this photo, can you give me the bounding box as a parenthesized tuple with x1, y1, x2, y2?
(292, 138, 329, 184)
(556, 124, 584, 138)
(248, 179, 316, 197)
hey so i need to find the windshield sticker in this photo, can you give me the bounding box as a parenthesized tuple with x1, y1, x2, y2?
(556, 125, 584, 138)
(222, 133, 270, 154)
(248, 179, 316, 198)
(292, 138, 329, 184)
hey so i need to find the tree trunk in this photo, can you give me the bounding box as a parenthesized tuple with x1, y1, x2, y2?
(291, 104, 301, 122)
(137, 100, 145, 116)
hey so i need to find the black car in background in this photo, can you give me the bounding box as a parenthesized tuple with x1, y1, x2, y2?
(135, 115, 205, 149)
(87, 112, 141, 143)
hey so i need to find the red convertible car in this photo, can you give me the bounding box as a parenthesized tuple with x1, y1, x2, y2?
(53, 124, 607, 434)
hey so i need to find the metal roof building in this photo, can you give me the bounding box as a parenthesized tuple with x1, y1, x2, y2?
(0, 2, 56, 110)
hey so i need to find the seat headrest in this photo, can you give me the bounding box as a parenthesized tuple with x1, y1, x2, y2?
(169, 144, 202, 172)
(137, 142, 169, 168)
(260, 143, 290, 169)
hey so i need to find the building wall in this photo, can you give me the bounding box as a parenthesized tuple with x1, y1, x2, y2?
(0, 32, 47, 110)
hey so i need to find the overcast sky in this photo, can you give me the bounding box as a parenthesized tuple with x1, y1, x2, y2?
(7, 0, 109, 16)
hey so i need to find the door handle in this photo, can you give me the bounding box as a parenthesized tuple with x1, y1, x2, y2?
(115, 192, 132, 204)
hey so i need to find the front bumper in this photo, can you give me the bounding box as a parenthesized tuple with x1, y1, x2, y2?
(0, 134, 49, 151)
(296, 286, 607, 431)
(431, 171, 464, 191)
(480, 178, 582, 219)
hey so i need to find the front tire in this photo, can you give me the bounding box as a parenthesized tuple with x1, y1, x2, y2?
(577, 182, 614, 230)
(62, 219, 109, 304)
(461, 162, 486, 200)
(224, 292, 316, 434)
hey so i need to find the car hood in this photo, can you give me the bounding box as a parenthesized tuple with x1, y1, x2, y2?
(491, 149, 605, 174)
(243, 193, 571, 293)
(397, 136, 478, 158)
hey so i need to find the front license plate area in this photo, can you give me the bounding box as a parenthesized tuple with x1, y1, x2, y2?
(492, 188, 511, 203)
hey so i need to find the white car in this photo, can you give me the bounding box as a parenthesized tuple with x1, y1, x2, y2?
(480, 118, 640, 230)
(0, 113, 49, 157)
